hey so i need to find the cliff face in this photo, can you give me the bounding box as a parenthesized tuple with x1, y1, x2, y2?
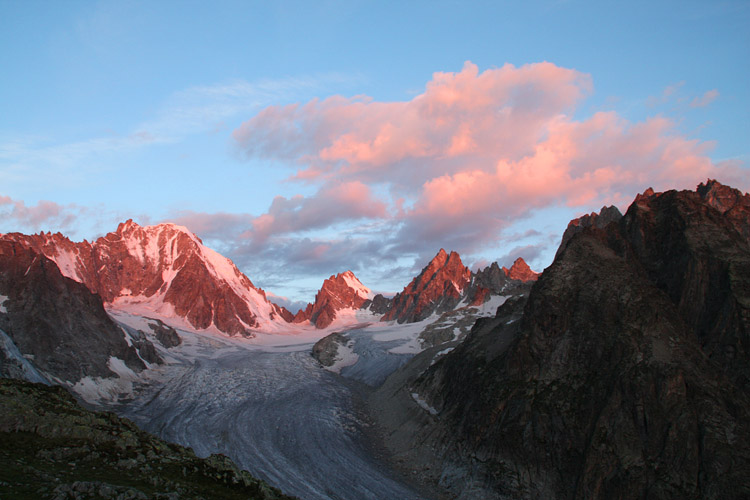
(620, 182, 750, 387)
(0, 241, 151, 383)
(378, 181, 750, 499)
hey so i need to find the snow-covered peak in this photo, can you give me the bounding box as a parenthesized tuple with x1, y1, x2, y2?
(1, 221, 292, 336)
(339, 270, 375, 300)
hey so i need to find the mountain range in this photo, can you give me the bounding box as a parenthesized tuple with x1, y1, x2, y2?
(0, 217, 538, 386)
(2, 179, 748, 499)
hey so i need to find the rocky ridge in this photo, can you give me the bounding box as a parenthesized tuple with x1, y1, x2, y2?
(556, 204, 623, 258)
(380, 249, 538, 324)
(1, 220, 292, 337)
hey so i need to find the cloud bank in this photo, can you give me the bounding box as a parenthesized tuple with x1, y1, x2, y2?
(184, 61, 743, 291)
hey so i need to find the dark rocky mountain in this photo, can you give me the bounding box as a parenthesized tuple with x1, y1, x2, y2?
(361, 292, 393, 315)
(293, 271, 373, 328)
(0, 240, 154, 384)
(1, 220, 293, 337)
(0, 378, 296, 499)
(371, 180, 750, 499)
(556, 204, 623, 258)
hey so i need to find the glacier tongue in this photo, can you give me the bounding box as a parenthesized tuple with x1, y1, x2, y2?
(105, 320, 425, 500)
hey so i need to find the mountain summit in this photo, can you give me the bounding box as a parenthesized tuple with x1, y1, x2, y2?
(382, 249, 473, 323)
(294, 270, 374, 328)
(1, 220, 290, 336)
(502, 257, 539, 282)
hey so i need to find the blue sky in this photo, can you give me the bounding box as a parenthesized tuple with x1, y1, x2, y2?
(1, 0, 748, 305)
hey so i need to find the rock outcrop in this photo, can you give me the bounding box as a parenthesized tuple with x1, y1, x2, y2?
(696, 178, 750, 239)
(556, 204, 623, 258)
(146, 318, 182, 348)
(1, 220, 292, 336)
(362, 293, 393, 315)
(293, 270, 374, 328)
(373, 181, 750, 499)
(0, 240, 153, 383)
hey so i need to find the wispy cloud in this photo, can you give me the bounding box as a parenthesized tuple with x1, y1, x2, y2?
(136, 74, 356, 140)
(690, 89, 720, 108)
(0, 73, 359, 187)
(646, 81, 685, 107)
(647, 82, 720, 110)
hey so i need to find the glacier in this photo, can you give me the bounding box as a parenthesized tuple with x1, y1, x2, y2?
(103, 312, 429, 500)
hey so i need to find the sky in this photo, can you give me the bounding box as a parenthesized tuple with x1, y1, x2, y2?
(1, 0, 748, 308)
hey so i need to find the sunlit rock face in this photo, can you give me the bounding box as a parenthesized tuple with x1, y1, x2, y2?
(502, 257, 539, 282)
(0, 240, 149, 384)
(379, 181, 750, 499)
(381, 249, 472, 324)
(696, 178, 750, 239)
(1, 220, 291, 336)
(378, 250, 539, 325)
(293, 270, 374, 328)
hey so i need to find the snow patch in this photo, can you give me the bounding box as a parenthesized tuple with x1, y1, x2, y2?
(107, 356, 138, 379)
(341, 271, 375, 300)
(480, 294, 510, 314)
(23, 256, 37, 276)
(452, 327, 462, 340)
(48, 248, 82, 281)
(430, 346, 455, 366)
(326, 340, 359, 374)
(70, 356, 139, 404)
(370, 314, 438, 354)
(0, 295, 8, 314)
(411, 392, 438, 415)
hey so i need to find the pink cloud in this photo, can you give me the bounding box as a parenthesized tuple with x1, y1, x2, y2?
(230, 61, 746, 268)
(0, 195, 81, 231)
(691, 89, 719, 108)
(168, 211, 255, 241)
(244, 181, 387, 242)
(234, 61, 592, 186)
